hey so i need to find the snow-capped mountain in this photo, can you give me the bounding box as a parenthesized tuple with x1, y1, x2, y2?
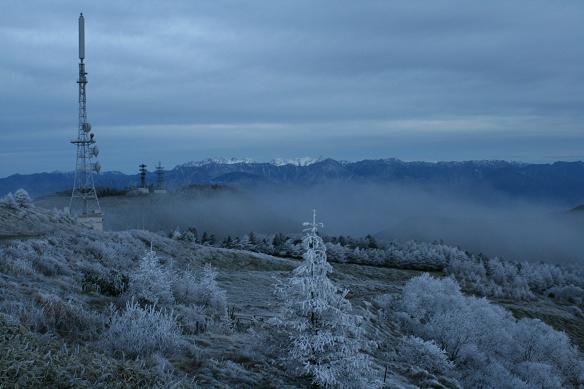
(178, 157, 324, 168)
(178, 157, 256, 168)
(270, 157, 323, 167)
(2, 158, 584, 204)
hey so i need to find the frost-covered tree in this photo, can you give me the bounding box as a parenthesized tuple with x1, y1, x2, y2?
(128, 247, 174, 305)
(173, 263, 227, 320)
(273, 210, 375, 388)
(0, 192, 17, 208)
(394, 273, 584, 388)
(222, 235, 234, 248)
(171, 227, 182, 240)
(14, 189, 33, 208)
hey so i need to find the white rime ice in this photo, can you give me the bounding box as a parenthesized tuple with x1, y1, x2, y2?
(274, 210, 374, 388)
(128, 248, 174, 305)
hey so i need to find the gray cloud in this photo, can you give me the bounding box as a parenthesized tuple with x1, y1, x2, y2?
(1, 0, 584, 175)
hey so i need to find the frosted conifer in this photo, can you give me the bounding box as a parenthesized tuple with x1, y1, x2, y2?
(274, 210, 375, 388)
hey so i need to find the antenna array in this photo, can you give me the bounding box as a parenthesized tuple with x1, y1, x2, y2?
(69, 13, 102, 227)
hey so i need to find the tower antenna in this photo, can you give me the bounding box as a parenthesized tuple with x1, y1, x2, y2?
(139, 163, 148, 189)
(69, 13, 103, 230)
(154, 162, 167, 193)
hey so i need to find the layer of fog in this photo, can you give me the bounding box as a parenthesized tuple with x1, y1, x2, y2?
(37, 183, 584, 266)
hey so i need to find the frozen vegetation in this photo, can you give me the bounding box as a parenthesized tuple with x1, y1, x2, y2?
(390, 274, 584, 388)
(270, 214, 377, 387)
(206, 230, 584, 303)
(1, 191, 584, 387)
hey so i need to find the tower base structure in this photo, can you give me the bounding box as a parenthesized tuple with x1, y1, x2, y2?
(77, 211, 103, 231)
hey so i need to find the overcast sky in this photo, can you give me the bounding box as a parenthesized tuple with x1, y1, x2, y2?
(1, 0, 583, 176)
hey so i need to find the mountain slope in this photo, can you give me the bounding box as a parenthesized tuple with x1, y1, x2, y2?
(2, 158, 584, 204)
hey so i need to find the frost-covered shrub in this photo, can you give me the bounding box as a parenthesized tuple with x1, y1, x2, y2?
(128, 249, 174, 305)
(82, 270, 129, 296)
(546, 285, 584, 305)
(396, 336, 453, 376)
(446, 254, 584, 301)
(28, 294, 103, 340)
(323, 240, 464, 270)
(394, 274, 584, 388)
(103, 299, 181, 358)
(0, 313, 187, 388)
(174, 304, 207, 334)
(0, 192, 17, 208)
(173, 264, 227, 320)
(32, 252, 69, 276)
(171, 228, 182, 240)
(14, 189, 33, 208)
(182, 230, 196, 242)
(0, 251, 34, 276)
(446, 256, 535, 300)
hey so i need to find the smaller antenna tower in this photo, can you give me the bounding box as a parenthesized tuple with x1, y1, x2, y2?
(154, 162, 167, 193)
(139, 164, 148, 189)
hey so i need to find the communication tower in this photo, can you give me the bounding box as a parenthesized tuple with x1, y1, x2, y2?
(154, 162, 167, 193)
(69, 13, 103, 230)
(139, 164, 148, 189)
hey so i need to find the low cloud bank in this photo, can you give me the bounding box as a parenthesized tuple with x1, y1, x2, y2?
(38, 183, 584, 266)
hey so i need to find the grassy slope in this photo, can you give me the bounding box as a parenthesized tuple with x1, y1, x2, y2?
(1, 204, 583, 388)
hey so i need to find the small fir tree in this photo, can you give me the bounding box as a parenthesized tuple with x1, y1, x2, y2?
(223, 235, 234, 248)
(274, 210, 374, 388)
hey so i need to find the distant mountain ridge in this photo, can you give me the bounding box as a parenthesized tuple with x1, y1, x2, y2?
(2, 157, 584, 204)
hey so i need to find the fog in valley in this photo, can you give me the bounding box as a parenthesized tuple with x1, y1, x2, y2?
(38, 183, 584, 266)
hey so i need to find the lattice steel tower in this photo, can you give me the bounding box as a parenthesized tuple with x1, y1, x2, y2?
(139, 164, 148, 188)
(155, 162, 164, 189)
(70, 13, 102, 227)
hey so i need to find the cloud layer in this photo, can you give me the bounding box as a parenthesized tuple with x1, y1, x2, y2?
(1, 0, 583, 175)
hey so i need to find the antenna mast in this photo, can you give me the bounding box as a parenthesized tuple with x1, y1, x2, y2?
(70, 13, 102, 229)
(155, 162, 166, 193)
(139, 163, 148, 189)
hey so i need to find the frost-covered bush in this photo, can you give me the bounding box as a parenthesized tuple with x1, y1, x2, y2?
(396, 336, 453, 376)
(0, 192, 17, 208)
(103, 299, 181, 358)
(323, 240, 464, 270)
(0, 248, 34, 276)
(14, 189, 33, 208)
(82, 270, 129, 296)
(171, 228, 182, 240)
(128, 249, 174, 305)
(273, 215, 375, 388)
(173, 264, 227, 320)
(23, 293, 104, 340)
(446, 254, 584, 301)
(394, 274, 584, 388)
(32, 252, 70, 276)
(546, 285, 584, 305)
(0, 313, 187, 388)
